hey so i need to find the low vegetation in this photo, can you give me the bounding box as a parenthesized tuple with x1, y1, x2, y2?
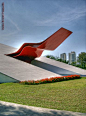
(20, 75, 80, 85)
(0, 77, 86, 113)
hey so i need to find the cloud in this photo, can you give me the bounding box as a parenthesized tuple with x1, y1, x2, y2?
(5, 16, 21, 31)
(0, 16, 21, 37)
(1, 31, 19, 37)
(34, 6, 86, 26)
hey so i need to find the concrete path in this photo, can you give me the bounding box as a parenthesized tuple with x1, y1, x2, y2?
(0, 101, 86, 116)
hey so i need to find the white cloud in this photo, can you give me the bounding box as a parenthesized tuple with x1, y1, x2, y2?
(1, 31, 19, 37)
(34, 6, 86, 26)
(0, 16, 21, 37)
(5, 16, 21, 31)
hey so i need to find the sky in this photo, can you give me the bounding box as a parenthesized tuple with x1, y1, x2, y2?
(0, 0, 86, 60)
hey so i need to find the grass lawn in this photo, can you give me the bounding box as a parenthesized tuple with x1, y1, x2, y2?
(0, 77, 86, 113)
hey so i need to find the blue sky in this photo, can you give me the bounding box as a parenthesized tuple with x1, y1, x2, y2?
(0, 0, 86, 59)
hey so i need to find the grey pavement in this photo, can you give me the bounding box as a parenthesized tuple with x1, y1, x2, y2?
(0, 101, 86, 116)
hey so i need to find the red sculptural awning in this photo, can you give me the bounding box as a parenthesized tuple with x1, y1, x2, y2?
(6, 27, 72, 63)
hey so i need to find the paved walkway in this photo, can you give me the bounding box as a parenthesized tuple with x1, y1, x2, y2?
(0, 101, 86, 116)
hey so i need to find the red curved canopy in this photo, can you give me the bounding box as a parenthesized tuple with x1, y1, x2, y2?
(6, 27, 72, 63)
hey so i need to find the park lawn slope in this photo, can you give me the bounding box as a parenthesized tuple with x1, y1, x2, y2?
(0, 77, 86, 113)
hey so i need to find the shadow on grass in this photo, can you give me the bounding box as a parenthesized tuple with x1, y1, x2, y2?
(0, 102, 86, 116)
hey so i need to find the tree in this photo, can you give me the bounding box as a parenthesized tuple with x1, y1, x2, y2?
(46, 55, 51, 58)
(46, 55, 56, 60)
(77, 52, 86, 68)
(71, 62, 76, 66)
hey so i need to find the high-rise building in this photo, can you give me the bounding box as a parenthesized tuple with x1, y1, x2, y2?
(60, 53, 66, 61)
(69, 51, 76, 64)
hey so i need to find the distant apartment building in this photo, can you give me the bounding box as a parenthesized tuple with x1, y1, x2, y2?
(69, 51, 76, 64)
(60, 53, 66, 61)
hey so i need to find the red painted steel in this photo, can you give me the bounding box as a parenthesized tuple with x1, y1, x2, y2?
(38, 27, 72, 50)
(6, 27, 72, 63)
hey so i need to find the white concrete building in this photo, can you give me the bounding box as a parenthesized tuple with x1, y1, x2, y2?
(69, 51, 76, 64)
(60, 53, 66, 61)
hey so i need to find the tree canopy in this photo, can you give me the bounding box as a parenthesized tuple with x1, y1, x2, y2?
(77, 52, 86, 68)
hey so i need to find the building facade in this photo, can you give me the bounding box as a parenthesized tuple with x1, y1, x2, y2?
(60, 53, 66, 61)
(69, 51, 76, 64)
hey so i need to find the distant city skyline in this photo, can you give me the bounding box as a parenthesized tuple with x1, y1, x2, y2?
(57, 51, 84, 61)
(0, 0, 86, 57)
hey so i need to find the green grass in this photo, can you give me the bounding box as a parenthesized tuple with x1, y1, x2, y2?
(0, 77, 86, 113)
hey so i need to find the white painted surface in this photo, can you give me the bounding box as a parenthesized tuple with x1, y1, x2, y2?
(34, 57, 86, 76)
(0, 43, 61, 83)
